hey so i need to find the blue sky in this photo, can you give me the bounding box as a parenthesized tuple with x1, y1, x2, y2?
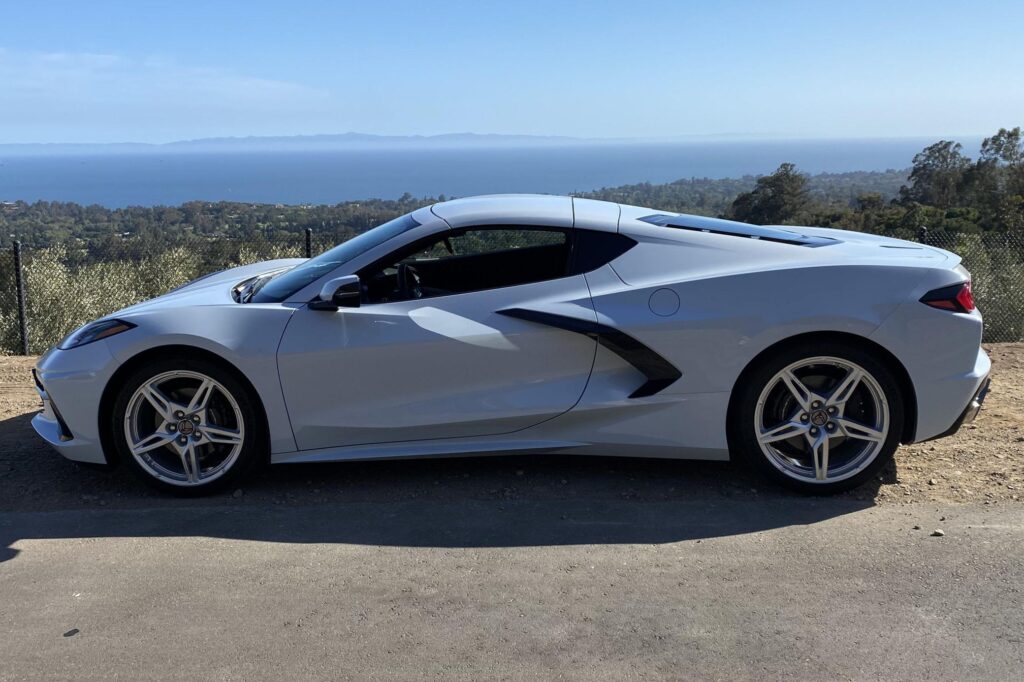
(2, 0, 1022, 143)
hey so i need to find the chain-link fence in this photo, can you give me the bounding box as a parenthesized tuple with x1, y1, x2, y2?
(0, 232, 311, 355)
(0, 245, 23, 354)
(917, 230, 1024, 343)
(1, 227, 1022, 354)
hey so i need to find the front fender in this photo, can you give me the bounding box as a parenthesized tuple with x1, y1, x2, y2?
(105, 303, 299, 454)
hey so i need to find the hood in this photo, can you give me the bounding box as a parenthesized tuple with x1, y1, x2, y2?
(113, 258, 306, 316)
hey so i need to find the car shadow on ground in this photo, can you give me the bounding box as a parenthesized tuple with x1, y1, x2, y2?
(0, 412, 895, 562)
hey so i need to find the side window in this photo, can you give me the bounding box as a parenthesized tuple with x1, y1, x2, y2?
(361, 227, 571, 303)
(569, 230, 637, 275)
(446, 229, 565, 257)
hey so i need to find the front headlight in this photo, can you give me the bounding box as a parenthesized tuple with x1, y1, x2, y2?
(58, 319, 136, 350)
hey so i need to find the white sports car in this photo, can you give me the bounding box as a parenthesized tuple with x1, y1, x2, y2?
(32, 195, 990, 495)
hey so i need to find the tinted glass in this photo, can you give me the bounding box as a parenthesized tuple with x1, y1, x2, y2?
(251, 213, 420, 302)
(569, 231, 636, 274)
(362, 227, 570, 303)
(452, 228, 564, 255)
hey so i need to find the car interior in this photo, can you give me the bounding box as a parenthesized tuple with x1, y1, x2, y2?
(359, 227, 572, 303)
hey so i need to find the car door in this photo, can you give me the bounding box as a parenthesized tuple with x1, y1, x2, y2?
(276, 226, 598, 451)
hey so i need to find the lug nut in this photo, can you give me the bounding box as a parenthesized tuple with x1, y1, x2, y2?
(811, 401, 822, 409)
(175, 411, 185, 419)
(828, 406, 837, 415)
(192, 432, 202, 440)
(168, 423, 177, 432)
(178, 436, 187, 445)
(826, 423, 836, 431)
(800, 413, 809, 422)
(191, 415, 201, 423)
(810, 427, 819, 435)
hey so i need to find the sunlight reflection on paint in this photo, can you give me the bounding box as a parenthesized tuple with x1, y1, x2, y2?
(408, 307, 518, 350)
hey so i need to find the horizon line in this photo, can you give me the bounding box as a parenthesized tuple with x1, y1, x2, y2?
(0, 130, 992, 149)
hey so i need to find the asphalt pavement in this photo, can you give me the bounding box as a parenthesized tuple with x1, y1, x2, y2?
(2, 497, 1022, 680)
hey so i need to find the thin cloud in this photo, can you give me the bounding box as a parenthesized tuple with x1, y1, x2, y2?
(0, 48, 337, 142)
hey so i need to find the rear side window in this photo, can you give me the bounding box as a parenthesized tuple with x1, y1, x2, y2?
(569, 231, 636, 274)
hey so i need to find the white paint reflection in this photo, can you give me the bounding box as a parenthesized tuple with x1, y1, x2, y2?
(408, 307, 518, 350)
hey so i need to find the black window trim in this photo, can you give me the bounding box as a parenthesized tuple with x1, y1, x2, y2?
(319, 224, 636, 306)
(352, 224, 578, 304)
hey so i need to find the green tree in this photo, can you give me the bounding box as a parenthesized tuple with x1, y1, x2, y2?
(960, 127, 1024, 230)
(980, 127, 1024, 198)
(898, 140, 971, 209)
(980, 127, 1024, 167)
(728, 163, 810, 224)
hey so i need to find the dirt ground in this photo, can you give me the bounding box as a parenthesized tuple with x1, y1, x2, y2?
(0, 345, 1021, 510)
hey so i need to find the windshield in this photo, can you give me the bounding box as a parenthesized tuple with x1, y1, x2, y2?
(251, 213, 422, 302)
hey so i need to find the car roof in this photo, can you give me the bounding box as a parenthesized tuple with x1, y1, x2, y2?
(430, 194, 574, 228)
(429, 194, 619, 233)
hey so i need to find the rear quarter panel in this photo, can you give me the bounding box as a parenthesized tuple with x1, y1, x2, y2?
(597, 232, 932, 396)
(868, 266, 987, 441)
(563, 227, 962, 455)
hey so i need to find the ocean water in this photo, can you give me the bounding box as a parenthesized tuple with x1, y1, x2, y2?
(0, 138, 956, 208)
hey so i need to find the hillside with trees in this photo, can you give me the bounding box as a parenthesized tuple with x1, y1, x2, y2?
(584, 127, 1024, 235)
(2, 128, 1023, 352)
(578, 168, 909, 220)
(1, 127, 1020, 251)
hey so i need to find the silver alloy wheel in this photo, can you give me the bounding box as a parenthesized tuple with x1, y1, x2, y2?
(124, 370, 245, 487)
(754, 356, 890, 483)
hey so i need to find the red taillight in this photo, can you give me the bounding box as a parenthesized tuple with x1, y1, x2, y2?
(955, 281, 975, 312)
(921, 281, 975, 313)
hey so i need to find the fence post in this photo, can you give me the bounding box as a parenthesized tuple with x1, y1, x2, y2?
(916, 226, 928, 244)
(304, 228, 313, 259)
(12, 241, 29, 355)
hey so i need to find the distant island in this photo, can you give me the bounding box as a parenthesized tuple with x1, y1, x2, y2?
(0, 132, 625, 156)
(0, 131, 966, 156)
(0, 135, 969, 208)
(0, 126, 1018, 245)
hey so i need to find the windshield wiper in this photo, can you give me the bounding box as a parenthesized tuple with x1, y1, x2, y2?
(244, 274, 273, 302)
(237, 271, 279, 303)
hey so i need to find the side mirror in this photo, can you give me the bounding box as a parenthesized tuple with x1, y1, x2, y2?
(310, 275, 361, 311)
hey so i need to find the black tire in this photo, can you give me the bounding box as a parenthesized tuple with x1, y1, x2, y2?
(110, 355, 265, 496)
(729, 340, 904, 494)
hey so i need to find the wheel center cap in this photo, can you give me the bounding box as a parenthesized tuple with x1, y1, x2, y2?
(810, 410, 829, 427)
(177, 419, 195, 436)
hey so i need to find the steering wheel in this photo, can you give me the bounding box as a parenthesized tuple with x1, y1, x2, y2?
(396, 263, 423, 300)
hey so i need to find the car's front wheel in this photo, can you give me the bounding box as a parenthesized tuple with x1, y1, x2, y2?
(731, 341, 904, 494)
(111, 356, 263, 495)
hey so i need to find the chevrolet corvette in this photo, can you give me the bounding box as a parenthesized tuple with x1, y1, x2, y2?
(32, 195, 990, 494)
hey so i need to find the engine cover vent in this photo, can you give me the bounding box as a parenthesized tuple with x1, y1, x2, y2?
(638, 214, 839, 247)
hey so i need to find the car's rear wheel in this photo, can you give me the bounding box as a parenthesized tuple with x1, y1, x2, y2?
(731, 341, 904, 494)
(111, 357, 263, 495)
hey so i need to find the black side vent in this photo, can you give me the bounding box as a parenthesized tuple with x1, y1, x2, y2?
(496, 308, 682, 398)
(638, 214, 839, 248)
